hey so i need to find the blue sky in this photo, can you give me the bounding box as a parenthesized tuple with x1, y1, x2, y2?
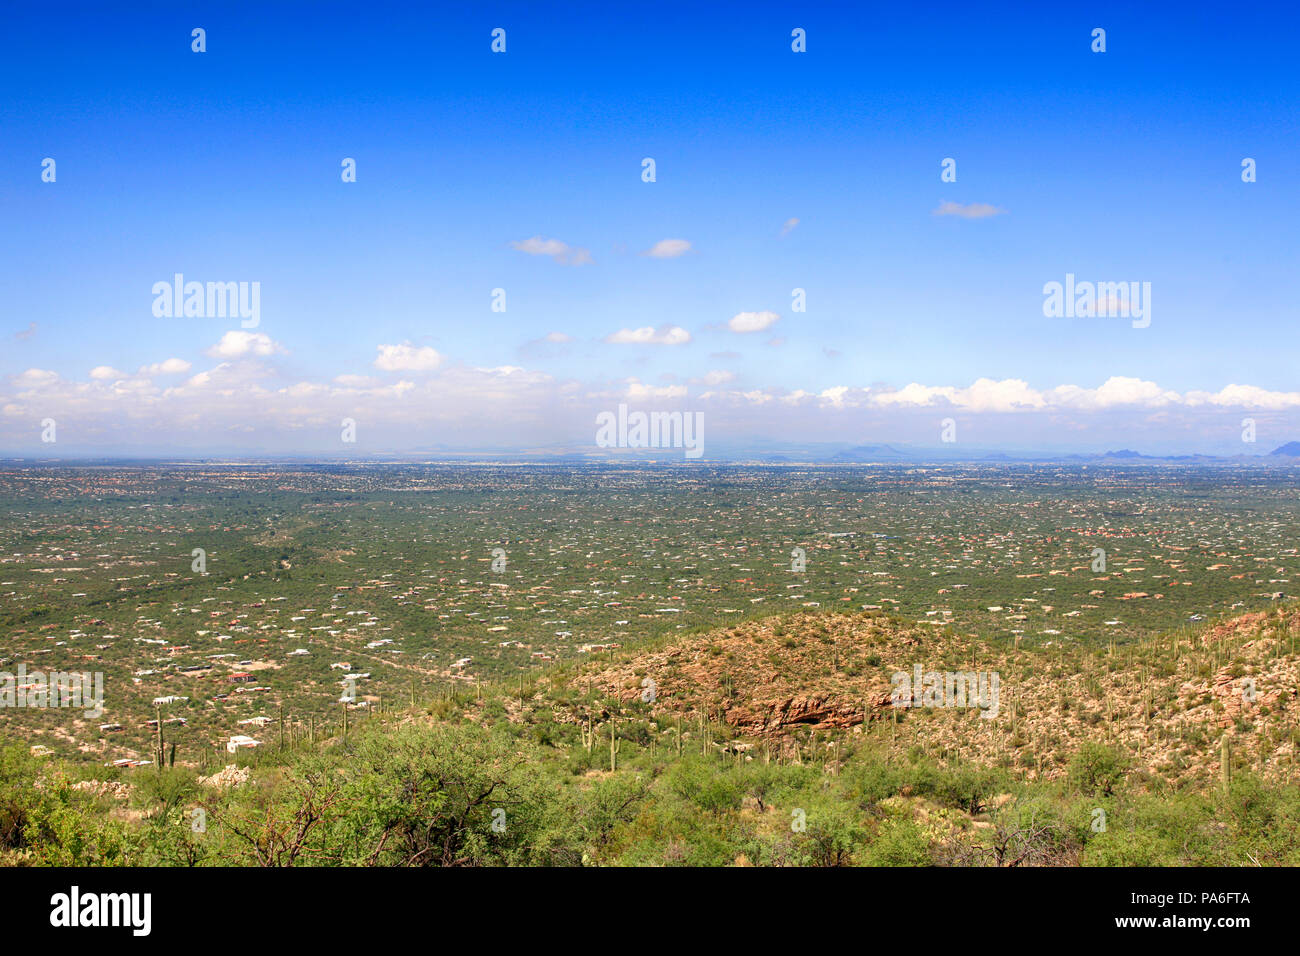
(3, 1, 1299, 455)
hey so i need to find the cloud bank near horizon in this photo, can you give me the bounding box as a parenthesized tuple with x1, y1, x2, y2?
(3, 332, 1299, 454)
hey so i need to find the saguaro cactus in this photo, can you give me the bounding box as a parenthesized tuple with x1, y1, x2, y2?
(1221, 735, 1232, 792)
(154, 703, 164, 771)
(609, 721, 621, 771)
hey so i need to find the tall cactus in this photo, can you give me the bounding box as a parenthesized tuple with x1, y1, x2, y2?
(154, 703, 164, 771)
(1221, 735, 1232, 793)
(609, 720, 620, 771)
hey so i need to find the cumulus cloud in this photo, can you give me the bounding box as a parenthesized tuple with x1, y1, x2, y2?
(626, 380, 688, 401)
(686, 375, 1300, 418)
(182, 362, 272, 390)
(0, 359, 572, 450)
(206, 331, 285, 360)
(642, 238, 692, 258)
(819, 386, 850, 408)
(692, 369, 736, 386)
(605, 325, 692, 346)
(932, 201, 1006, 219)
(1182, 385, 1300, 410)
(727, 311, 780, 334)
(374, 343, 444, 372)
(138, 358, 192, 376)
(873, 378, 1046, 413)
(13, 368, 59, 388)
(8, 349, 1300, 453)
(1048, 377, 1179, 410)
(333, 374, 376, 388)
(509, 236, 592, 266)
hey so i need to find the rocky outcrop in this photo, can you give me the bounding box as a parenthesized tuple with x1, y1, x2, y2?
(199, 763, 251, 789)
(727, 691, 894, 733)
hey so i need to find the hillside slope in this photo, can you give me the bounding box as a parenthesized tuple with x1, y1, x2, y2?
(528, 606, 1300, 792)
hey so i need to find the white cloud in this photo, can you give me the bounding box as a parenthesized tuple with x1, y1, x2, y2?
(374, 343, 444, 372)
(139, 358, 192, 376)
(206, 331, 285, 360)
(932, 201, 1006, 219)
(1184, 384, 1300, 410)
(10, 344, 1300, 454)
(13, 368, 59, 388)
(605, 325, 692, 346)
(819, 386, 850, 408)
(780, 217, 800, 235)
(692, 369, 736, 386)
(642, 238, 692, 258)
(870, 378, 1046, 413)
(727, 311, 780, 334)
(333, 374, 376, 388)
(509, 236, 593, 266)
(1048, 377, 1180, 410)
(626, 380, 688, 401)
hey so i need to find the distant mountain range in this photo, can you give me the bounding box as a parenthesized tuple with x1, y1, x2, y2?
(756, 441, 1300, 465)
(702, 440, 1300, 464)
(8, 442, 1300, 466)
(831, 444, 909, 462)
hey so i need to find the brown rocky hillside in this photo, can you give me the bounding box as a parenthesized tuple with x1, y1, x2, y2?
(538, 607, 1300, 791)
